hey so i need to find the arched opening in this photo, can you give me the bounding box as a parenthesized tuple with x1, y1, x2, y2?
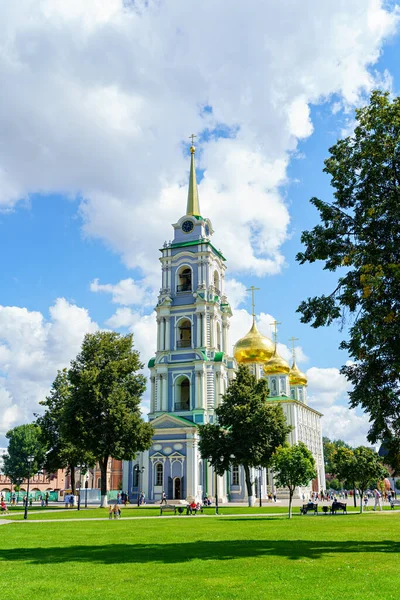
(177, 318, 192, 348)
(155, 463, 163, 487)
(175, 376, 190, 411)
(174, 477, 181, 500)
(213, 270, 220, 294)
(177, 266, 192, 293)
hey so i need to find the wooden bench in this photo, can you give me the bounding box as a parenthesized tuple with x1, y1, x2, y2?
(390, 499, 400, 509)
(160, 504, 178, 516)
(330, 502, 347, 514)
(301, 503, 318, 515)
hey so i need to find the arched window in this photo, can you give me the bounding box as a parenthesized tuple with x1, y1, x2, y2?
(175, 376, 190, 411)
(177, 319, 192, 348)
(155, 463, 163, 487)
(213, 271, 220, 294)
(232, 466, 240, 486)
(177, 266, 192, 293)
(97, 478, 101, 489)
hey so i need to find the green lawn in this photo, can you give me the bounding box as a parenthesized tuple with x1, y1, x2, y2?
(0, 512, 399, 599)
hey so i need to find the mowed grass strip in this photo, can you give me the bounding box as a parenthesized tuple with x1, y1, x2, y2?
(0, 513, 399, 599)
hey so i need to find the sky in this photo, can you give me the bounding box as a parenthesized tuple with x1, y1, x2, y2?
(0, 0, 399, 448)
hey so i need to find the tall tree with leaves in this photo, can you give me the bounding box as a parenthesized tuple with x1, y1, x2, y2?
(332, 446, 388, 512)
(296, 91, 400, 454)
(37, 369, 95, 495)
(270, 442, 317, 518)
(199, 365, 291, 506)
(323, 437, 351, 475)
(2, 424, 47, 488)
(66, 332, 154, 506)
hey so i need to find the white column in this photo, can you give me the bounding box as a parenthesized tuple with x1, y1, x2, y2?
(161, 319, 165, 351)
(215, 372, 221, 407)
(210, 315, 214, 348)
(142, 450, 149, 498)
(200, 371, 206, 409)
(201, 312, 207, 347)
(195, 371, 202, 408)
(162, 374, 168, 411)
(196, 313, 201, 348)
(156, 375, 161, 411)
(165, 317, 170, 351)
(186, 438, 194, 499)
(157, 317, 161, 351)
(222, 321, 228, 353)
(150, 376, 155, 412)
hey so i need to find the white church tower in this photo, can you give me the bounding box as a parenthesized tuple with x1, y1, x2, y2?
(124, 140, 235, 502)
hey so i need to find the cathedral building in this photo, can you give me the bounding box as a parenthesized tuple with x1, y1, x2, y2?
(123, 144, 325, 503)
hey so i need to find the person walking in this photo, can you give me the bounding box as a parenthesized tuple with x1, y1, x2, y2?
(160, 491, 167, 505)
(373, 489, 382, 511)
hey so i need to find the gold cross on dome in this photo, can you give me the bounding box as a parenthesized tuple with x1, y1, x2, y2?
(270, 320, 282, 344)
(189, 133, 197, 146)
(288, 336, 299, 361)
(246, 286, 260, 317)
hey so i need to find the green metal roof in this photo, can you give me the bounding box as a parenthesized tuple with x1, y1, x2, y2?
(148, 357, 156, 368)
(168, 239, 226, 261)
(214, 352, 224, 362)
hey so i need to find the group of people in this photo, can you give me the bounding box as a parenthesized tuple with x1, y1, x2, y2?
(116, 491, 129, 505)
(108, 504, 121, 519)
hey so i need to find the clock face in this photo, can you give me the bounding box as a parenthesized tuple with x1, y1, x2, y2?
(205, 224, 210, 236)
(182, 220, 194, 233)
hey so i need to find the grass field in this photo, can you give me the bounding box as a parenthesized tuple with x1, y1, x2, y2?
(1, 511, 399, 599)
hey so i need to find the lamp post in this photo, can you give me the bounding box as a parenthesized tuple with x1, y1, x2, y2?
(85, 475, 89, 509)
(77, 464, 86, 511)
(134, 465, 145, 506)
(259, 467, 262, 508)
(23, 455, 35, 520)
(214, 467, 219, 515)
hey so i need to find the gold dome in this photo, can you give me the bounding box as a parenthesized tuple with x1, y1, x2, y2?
(289, 361, 308, 386)
(263, 347, 290, 375)
(233, 320, 274, 364)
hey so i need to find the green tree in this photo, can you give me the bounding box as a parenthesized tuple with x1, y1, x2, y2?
(332, 446, 388, 512)
(198, 365, 291, 506)
(328, 477, 341, 491)
(270, 442, 317, 518)
(323, 437, 351, 475)
(37, 369, 95, 495)
(296, 91, 400, 449)
(2, 424, 47, 488)
(66, 332, 154, 506)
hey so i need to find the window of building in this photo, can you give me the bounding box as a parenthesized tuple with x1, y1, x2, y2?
(232, 465, 239, 486)
(133, 467, 139, 487)
(155, 463, 163, 487)
(216, 321, 221, 351)
(97, 478, 101, 489)
(175, 377, 190, 411)
(177, 319, 191, 348)
(213, 270, 220, 294)
(177, 267, 192, 293)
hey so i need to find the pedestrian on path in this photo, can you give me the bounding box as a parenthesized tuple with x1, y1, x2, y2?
(373, 489, 382, 511)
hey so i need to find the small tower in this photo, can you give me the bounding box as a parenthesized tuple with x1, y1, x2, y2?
(263, 321, 290, 396)
(289, 337, 308, 404)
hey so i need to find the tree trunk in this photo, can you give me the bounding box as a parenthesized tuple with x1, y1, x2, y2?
(70, 465, 76, 495)
(353, 487, 357, 508)
(244, 465, 254, 506)
(100, 457, 109, 507)
(288, 488, 293, 519)
(359, 488, 363, 514)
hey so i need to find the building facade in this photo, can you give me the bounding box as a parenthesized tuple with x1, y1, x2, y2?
(123, 145, 325, 503)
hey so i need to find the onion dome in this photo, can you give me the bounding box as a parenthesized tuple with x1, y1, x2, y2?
(263, 346, 290, 375)
(289, 361, 308, 386)
(233, 320, 274, 364)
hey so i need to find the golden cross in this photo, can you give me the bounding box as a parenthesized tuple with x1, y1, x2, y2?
(288, 336, 299, 361)
(246, 286, 260, 317)
(270, 320, 282, 344)
(189, 133, 197, 145)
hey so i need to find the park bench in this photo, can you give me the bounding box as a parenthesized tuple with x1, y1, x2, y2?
(330, 502, 347, 514)
(301, 503, 318, 515)
(160, 504, 178, 515)
(390, 498, 400, 509)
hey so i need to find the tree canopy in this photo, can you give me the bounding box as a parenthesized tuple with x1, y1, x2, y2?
(270, 442, 316, 518)
(323, 437, 351, 475)
(2, 423, 47, 487)
(296, 91, 400, 454)
(198, 365, 291, 506)
(37, 369, 95, 494)
(65, 331, 154, 506)
(332, 445, 388, 512)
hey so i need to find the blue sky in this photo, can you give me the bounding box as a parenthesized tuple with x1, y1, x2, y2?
(0, 0, 399, 446)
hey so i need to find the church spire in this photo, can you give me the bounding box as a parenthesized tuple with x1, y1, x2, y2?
(186, 135, 201, 217)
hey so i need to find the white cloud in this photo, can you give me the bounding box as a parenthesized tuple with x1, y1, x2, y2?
(0, 0, 397, 280)
(0, 299, 99, 444)
(307, 366, 351, 408)
(90, 277, 157, 307)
